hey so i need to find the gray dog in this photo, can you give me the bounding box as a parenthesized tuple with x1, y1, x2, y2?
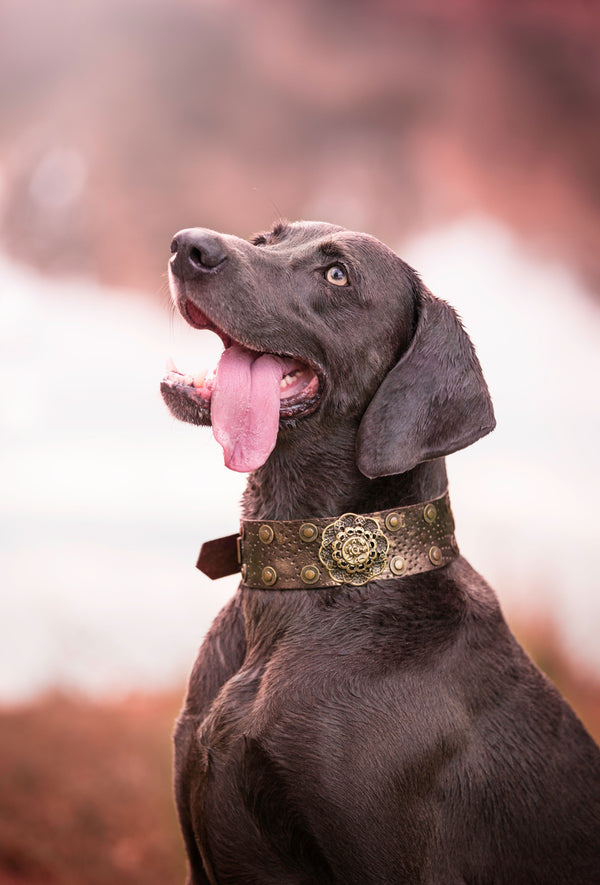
(161, 221, 600, 884)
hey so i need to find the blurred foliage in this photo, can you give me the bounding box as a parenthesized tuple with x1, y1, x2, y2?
(0, 0, 599, 290)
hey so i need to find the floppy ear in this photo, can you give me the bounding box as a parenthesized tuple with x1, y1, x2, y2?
(356, 289, 496, 478)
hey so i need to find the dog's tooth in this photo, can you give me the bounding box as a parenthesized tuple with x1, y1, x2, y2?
(193, 369, 208, 389)
(166, 355, 178, 372)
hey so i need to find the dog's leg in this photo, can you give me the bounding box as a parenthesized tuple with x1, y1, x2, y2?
(174, 593, 246, 885)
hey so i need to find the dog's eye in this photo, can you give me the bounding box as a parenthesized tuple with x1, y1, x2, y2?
(325, 265, 349, 287)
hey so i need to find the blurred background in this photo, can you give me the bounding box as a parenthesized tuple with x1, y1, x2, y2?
(1, 0, 599, 881)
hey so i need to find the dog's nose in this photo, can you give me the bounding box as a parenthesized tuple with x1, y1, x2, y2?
(170, 229, 228, 279)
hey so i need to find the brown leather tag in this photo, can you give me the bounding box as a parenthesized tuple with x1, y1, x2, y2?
(196, 534, 241, 580)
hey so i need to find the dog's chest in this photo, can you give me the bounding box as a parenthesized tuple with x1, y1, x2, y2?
(184, 584, 493, 881)
(189, 622, 467, 880)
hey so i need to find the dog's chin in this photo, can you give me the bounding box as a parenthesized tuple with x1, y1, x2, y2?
(160, 379, 212, 426)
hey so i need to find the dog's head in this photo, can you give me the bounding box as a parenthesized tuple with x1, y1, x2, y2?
(161, 220, 495, 476)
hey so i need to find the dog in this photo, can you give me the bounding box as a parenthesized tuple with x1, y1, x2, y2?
(161, 221, 600, 884)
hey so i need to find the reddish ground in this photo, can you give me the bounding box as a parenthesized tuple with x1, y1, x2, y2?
(0, 692, 186, 885)
(0, 627, 598, 884)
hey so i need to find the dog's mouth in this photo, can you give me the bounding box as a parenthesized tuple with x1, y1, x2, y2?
(160, 300, 323, 473)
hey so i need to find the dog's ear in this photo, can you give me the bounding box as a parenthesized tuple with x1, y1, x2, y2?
(356, 289, 495, 478)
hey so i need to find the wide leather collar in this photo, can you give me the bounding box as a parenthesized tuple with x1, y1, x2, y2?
(197, 491, 458, 590)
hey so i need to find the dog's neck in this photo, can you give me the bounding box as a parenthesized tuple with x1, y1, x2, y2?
(241, 424, 449, 521)
(196, 425, 452, 585)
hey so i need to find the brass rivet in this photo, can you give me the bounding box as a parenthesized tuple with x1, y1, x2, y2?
(429, 545, 442, 565)
(385, 512, 405, 532)
(423, 504, 437, 524)
(258, 524, 274, 545)
(240, 564, 247, 582)
(300, 565, 320, 585)
(261, 566, 277, 586)
(299, 523, 318, 543)
(390, 555, 406, 575)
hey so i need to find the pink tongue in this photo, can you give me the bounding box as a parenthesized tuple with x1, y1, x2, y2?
(211, 345, 285, 472)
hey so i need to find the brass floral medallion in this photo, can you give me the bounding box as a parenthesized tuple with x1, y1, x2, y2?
(319, 513, 389, 585)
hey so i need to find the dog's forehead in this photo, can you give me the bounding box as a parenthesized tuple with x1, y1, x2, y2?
(287, 220, 345, 239)
(252, 220, 391, 261)
(251, 220, 342, 248)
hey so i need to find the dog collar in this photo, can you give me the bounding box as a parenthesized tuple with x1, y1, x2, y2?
(197, 491, 458, 590)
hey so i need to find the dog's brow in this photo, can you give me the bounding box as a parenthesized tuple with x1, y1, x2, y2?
(319, 241, 345, 259)
(270, 221, 289, 240)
